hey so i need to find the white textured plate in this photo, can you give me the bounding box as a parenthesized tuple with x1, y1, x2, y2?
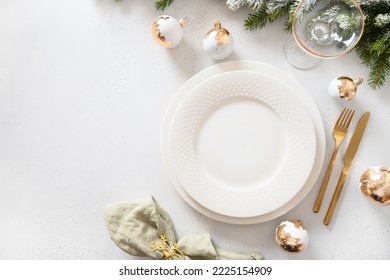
(161, 60, 326, 224)
(168, 70, 316, 217)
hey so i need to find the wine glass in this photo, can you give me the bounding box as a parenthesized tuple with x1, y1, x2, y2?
(285, 0, 365, 69)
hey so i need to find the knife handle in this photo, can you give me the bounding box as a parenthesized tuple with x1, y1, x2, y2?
(323, 167, 348, 226)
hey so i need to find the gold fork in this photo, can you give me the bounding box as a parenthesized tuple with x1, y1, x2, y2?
(313, 108, 355, 213)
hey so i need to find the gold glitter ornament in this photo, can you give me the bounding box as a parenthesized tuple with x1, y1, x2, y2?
(275, 220, 309, 253)
(360, 166, 390, 205)
(152, 15, 187, 48)
(203, 20, 234, 60)
(328, 76, 364, 101)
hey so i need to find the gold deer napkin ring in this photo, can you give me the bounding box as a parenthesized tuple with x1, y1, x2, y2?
(150, 235, 185, 260)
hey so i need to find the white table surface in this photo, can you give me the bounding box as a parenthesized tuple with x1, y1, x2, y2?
(1, 0, 389, 260)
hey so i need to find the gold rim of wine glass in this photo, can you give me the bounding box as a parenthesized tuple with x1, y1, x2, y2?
(292, 0, 365, 59)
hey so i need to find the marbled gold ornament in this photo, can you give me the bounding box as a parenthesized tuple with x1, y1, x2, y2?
(152, 15, 187, 48)
(203, 20, 234, 60)
(328, 76, 364, 101)
(360, 166, 390, 205)
(275, 220, 309, 253)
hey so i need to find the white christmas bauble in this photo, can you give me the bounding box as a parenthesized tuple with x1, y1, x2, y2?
(328, 76, 363, 101)
(152, 15, 185, 48)
(275, 220, 309, 253)
(203, 21, 234, 60)
(328, 78, 343, 99)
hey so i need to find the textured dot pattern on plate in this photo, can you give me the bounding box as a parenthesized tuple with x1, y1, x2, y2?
(168, 71, 316, 217)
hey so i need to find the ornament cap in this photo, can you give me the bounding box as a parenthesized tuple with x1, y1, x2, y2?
(214, 20, 222, 30)
(354, 77, 364, 87)
(292, 220, 304, 228)
(179, 17, 189, 28)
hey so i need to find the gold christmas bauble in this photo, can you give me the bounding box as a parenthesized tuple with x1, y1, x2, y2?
(203, 20, 234, 60)
(275, 220, 309, 253)
(360, 166, 390, 205)
(328, 76, 364, 101)
(152, 15, 187, 48)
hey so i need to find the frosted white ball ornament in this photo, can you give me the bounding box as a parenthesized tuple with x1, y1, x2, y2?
(152, 15, 187, 48)
(203, 20, 234, 60)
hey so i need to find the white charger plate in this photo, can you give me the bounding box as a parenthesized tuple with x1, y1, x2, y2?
(168, 70, 316, 217)
(160, 60, 325, 224)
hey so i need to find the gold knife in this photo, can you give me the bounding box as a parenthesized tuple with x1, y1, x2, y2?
(323, 112, 370, 226)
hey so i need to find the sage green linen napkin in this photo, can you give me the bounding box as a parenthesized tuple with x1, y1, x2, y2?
(105, 196, 263, 260)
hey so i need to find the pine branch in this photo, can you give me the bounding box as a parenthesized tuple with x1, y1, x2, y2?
(375, 13, 390, 27)
(370, 31, 390, 57)
(247, 0, 264, 11)
(356, 38, 373, 65)
(284, 1, 299, 32)
(244, 9, 270, 30)
(154, 0, 175, 11)
(244, 1, 292, 31)
(266, 0, 292, 18)
(359, 0, 390, 13)
(226, 0, 264, 11)
(368, 51, 390, 89)
(357, 2, 390, 88)
(226, 0, 249, 11)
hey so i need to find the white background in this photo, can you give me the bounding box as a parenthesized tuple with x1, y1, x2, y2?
(0, 0, 389, 260)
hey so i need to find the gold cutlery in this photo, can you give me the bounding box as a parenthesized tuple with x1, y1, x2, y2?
(313, 108, 355, 213)
(324, 112, 370, 226)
